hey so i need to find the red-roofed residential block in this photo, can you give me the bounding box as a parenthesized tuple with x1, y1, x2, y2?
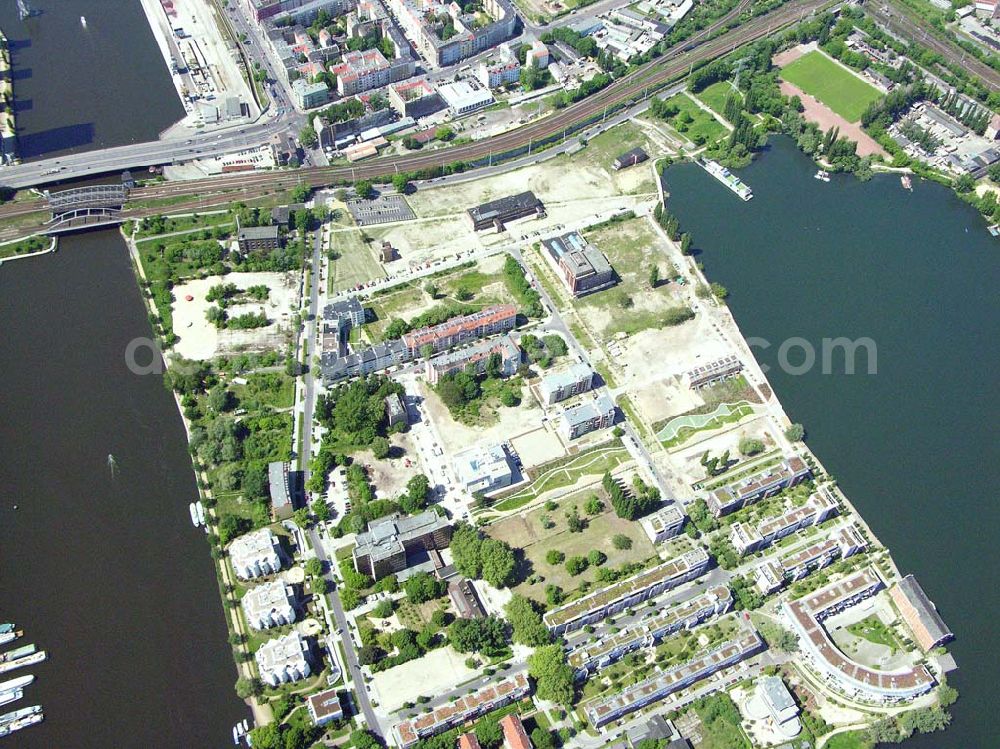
(500, 714, 532, 749)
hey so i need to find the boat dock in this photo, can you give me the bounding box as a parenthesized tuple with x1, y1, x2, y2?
(700, 158, 753, 201)
(0, 30, 17, 165)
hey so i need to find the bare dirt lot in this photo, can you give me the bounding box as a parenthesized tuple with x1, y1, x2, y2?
(779, 81, 888, 158)
(171, 271, 299, 360)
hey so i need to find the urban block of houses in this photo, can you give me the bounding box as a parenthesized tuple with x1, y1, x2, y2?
(321, 304, 516, 383)
(291, 78, 332, 110)
(729, 487, 839, 555)
(438, 80, 496, 116)
(402, 304, 517, 358)
(467, 192, 545, 231)
(525, 38, 549, 68)
(477, 43, 520, 89)
(352, 509, 454, 579)
(640, 503, 686, 544)
(543, 547, 711, 635)
(889, 575, 954, 651)
(323, 296, 367, 357)
(386, 0, 518, 67)
(541, 231, 616, 297)
(705, 456, 811, 517)
(458, 733, 482, 749)
(567, 586, 732, 677)
(538, 362, 594, 405)
(242, 579, 297, 630)
(269, 460, 295, 520)
(250, 0, 353, 23)
(560, 391, 617, 440)
(783, 568, 936, 703)
(388, 77, 446, 118)
(425, 334, 521, 385)
(582, 616, 765, 726)
(391, 672, 531, 748)
(229, 528, 285, 580)
(256, 630, 312, 687)
(682, 355, 743, 389)
(308, 687, 344, 726)
(332, 48, 415, 97)
(453, 442, 513, 495)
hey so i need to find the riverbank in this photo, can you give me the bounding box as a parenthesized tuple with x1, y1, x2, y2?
(0, 29, 18, 164)
(662, 138, 998, 748)
(0, 234, 54, 264)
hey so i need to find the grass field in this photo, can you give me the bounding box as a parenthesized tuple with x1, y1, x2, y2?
(696, 80, 742, 121)
(328, 228, 385, 294)
(779, 51, 882, 122)
(847, 614, 903, 653)
(657, 93, 728, 146)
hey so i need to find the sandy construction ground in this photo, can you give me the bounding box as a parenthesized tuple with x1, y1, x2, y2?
(779, 81, 888, 158)
(667, 414, 777, 488)
(371, 646, 478, 713)
(509, 426, 566, 470)
(418, 379, 547, 458)
(171, 271, 299, 360)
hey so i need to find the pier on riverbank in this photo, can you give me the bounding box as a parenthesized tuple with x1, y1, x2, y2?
(0, 29, 18, 165)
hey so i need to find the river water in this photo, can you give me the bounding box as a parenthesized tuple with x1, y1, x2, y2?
(0, 2, 245, 747)
(663, 137, 1000, 748)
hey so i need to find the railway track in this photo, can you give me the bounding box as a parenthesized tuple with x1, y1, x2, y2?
(1, 0, 833, 225)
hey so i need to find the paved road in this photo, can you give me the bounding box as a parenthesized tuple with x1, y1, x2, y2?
(0, 0, 827, 198)
(298, 223, 325, 473)
(308, 525, 382, 734)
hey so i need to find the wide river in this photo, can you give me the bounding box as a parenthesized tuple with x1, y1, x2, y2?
(664, 137, 999, 748)
(0, 2, 245, 746)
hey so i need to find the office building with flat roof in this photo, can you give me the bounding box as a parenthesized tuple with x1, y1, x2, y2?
(583, 617, 764, 726)
(544, 548, 710, 635)
(542, 231, 616, 297)
(567, 586, 731, 677)
(392, 672, 531, 748)
(438, 81, 496, 115)
(256, 631, 312, 687)
(242, 579, 297, 630)
(539, 362, 594, 405)
(291, 78, 331, 109)
(425, 334, 520, 385)
(640, 503, 686, 544)
(753, 676, 801, 738)
(237, 224, 281, 253)
(454, 442, 513, 495)
(389, 78, 445, 118)
(385, 392, 408, 427)
(353, 510, 453, 579)
(269, 460, 295, 519)
(468, 192, 544, 231)
(784, 568, 935, 703)
(560, 391, 616, 440)
(890, 575, 953, 651)
(705, 456, 811, 517)
(229, 528, 284, 580)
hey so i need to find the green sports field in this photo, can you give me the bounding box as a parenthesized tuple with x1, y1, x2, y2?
(779, 50, 882, 122)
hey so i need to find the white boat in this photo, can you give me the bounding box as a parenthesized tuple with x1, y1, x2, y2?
(0, 651, 46, 675)
(189, 502, 200, 527)
(0, 704, 40, 725)
(0, 633, 17, 646)
(0, 710, 43, 737)
(814, 169, 831, 182)
(232, 725, 240, 744)
(0, 675, 33, 693)
(901, 175, 912, 190)
(0, 689, 21, 707)
(241, 719, 248, 732)
(196, 501, 206, 526)
(80, 16, 87, 27)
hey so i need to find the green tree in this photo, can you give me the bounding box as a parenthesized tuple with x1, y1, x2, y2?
(351, 729, 381, 749)
(528, 645, 575, 705)
(505, 594, 551, 646)
(299, 125, 318, 149)
(311, 498, 331, 522)
(354, 180, 374, 200)
(290, 184, 311, 203)
(248, 723, 281, 749)
(371, 435, 391, 459)
(404, 571, 446, 603)
(401, 473, 430, 514)
(476, 716, 504, 749)
(739, 437, 765, 456)
(546, 549, 565, 565)
(611, 533, 632, 550)
(785, 423, 805, 441)
(649, 265, 660, 288)
(304, 557, 324, 578)
(584, 495, 604, 515)
(565, 556, 588, 576)
(680, 233, 693, 255)
(293, 507, 311, 528)
(449, 616, 508, 654)
(392, 173, 411, 194)
(235, 676, 264, 699)
(566, 506, 585, 532)
(372, 599, 395, 618)
(587, 549, 607, 567)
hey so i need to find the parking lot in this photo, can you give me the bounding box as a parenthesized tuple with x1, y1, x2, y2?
(346, 195, 417, 226)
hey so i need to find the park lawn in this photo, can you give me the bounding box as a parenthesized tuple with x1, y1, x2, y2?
(824, 730, 875, 749)
(328, 228, 386, 294)
(659, 93, 727, 145)
(847, 614, 904, 652)
(696, 80, 742, 121)
(779, 51, 882, 122)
